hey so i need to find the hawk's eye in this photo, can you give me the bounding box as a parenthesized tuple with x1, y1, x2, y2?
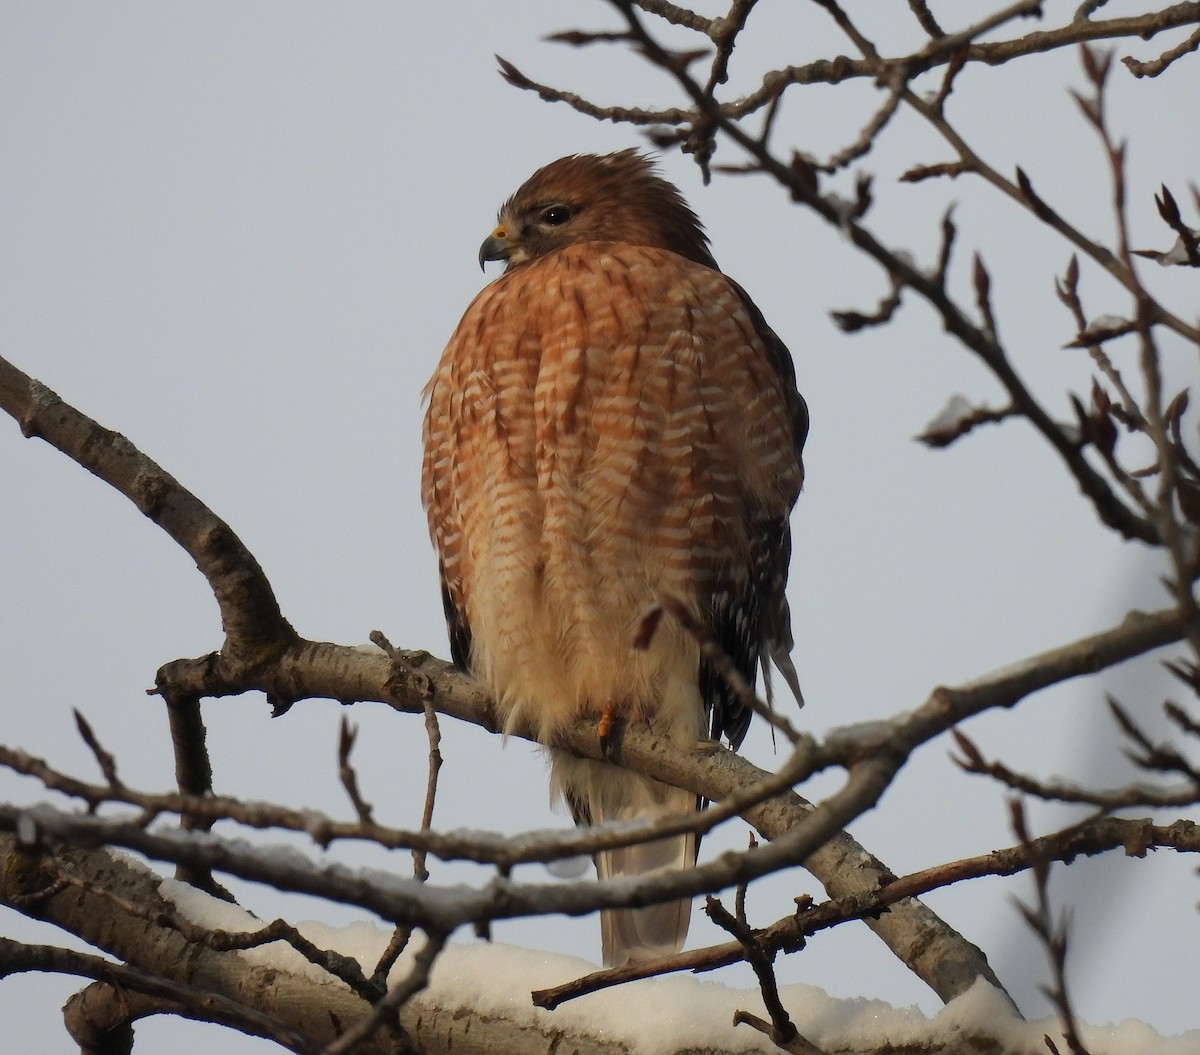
(539, 205, 572, 227)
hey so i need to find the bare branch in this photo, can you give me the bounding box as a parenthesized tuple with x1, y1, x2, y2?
(907, 0, 946, 39)
(697, 4, 1200, 122)
(632, 0, 715, 36)
(338, 718, 375, 825)
(571, 9, 1168, 544)
(1122, 23, 1200, 77)
(829, 273, 902, 332)
(819, 72, 906, 173)
(0, 936, 320, 1054)
(73, 710, 123, 791)
(534, 813, 1200, 1007)
(706, 896, 826, 1054)
(1010, 801, 1094, 1055)
(703, 0, 756, 95)
(916, 396, 1020, 448)
(952, 727, 1200, 808)
(320, 931, 446, 1055)
(495, 54, 693, 126)
(0, 356, 296, 669)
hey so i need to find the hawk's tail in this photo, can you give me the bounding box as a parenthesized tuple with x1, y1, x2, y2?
(553, 753, 696, 967)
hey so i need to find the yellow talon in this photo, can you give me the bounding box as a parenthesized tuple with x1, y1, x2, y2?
(597, 703, 615, 756)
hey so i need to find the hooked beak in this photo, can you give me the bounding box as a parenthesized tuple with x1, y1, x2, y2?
(479, 224, 517, 270)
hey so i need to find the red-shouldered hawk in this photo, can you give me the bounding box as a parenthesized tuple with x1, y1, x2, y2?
(422, 150, 807, 967)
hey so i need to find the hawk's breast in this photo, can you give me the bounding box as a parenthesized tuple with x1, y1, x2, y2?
(421, 242, 798, 741)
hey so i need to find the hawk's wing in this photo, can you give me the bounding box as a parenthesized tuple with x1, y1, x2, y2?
(438, 560, 472, 673)
(703, 281, 807, 750)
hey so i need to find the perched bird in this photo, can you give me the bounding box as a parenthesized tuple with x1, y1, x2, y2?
(422, 150, 807, 966)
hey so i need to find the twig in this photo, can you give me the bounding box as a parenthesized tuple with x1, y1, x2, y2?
(830, 273, 903, 333)
(1072, 43, 1200, 659)
(706, 896, 826, 1054)
(807, 0, 880, 61)
(972, 252, 997, 340)
(1075, 1, 1112, 20)
(414, 688, 444, 882)
(0, 739, 807, 873)
(337, 718, 375, 825)
(163, 689, 225, 898)
(899, 159, 972, 183)
(1123, 24, 1200, 77)
(908, 0, 945, 38)
(632, 0, 715, 36)
(704, 0, 756, 95)
(931, 46, 968, 111)
(915, 398, 1020, 448)
(370, 926, 415, 993)
(320, 931, 446, 1055)
(0, 936, 319, 1055)
(819, 71, 906, 172)
(367, 631, 444, 985)
(495, 55, 693, 127)
(1010, 801, 1094, 1055)
(951, 727, 1200, 808)
(1108, 696, 1200, 784)
(73, 710, 123, 790)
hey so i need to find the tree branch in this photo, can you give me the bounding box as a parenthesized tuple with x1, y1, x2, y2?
(0, 355, 297, 671)
(534, 814, 1199, 1007)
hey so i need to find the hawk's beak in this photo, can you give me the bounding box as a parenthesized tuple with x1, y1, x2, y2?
(479, 224, 517, 270)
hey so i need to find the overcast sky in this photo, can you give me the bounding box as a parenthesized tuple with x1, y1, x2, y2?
(3, 3, 1199, 1052)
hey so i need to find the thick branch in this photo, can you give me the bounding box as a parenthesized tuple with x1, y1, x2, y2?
(0, 937, 318, 1054)
(5, 605, 1183, 1006)
(3, 835, 1053, 1055)
(0, 355, 296, 669)
(3, 348, 1187, 1008)
(0, 839, 408, 1053)
(0, 837, 637, 1055)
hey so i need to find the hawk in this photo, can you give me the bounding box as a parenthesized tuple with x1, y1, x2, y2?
(422, 150, 807, 966)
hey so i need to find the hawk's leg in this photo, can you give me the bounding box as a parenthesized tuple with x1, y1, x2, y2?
(597, 701, 616, 758)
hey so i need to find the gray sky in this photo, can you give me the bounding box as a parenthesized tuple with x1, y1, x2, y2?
(3, 3, 1199, 1051)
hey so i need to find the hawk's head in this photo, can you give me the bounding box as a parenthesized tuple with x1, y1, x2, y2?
(479, 150, 718, 272)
